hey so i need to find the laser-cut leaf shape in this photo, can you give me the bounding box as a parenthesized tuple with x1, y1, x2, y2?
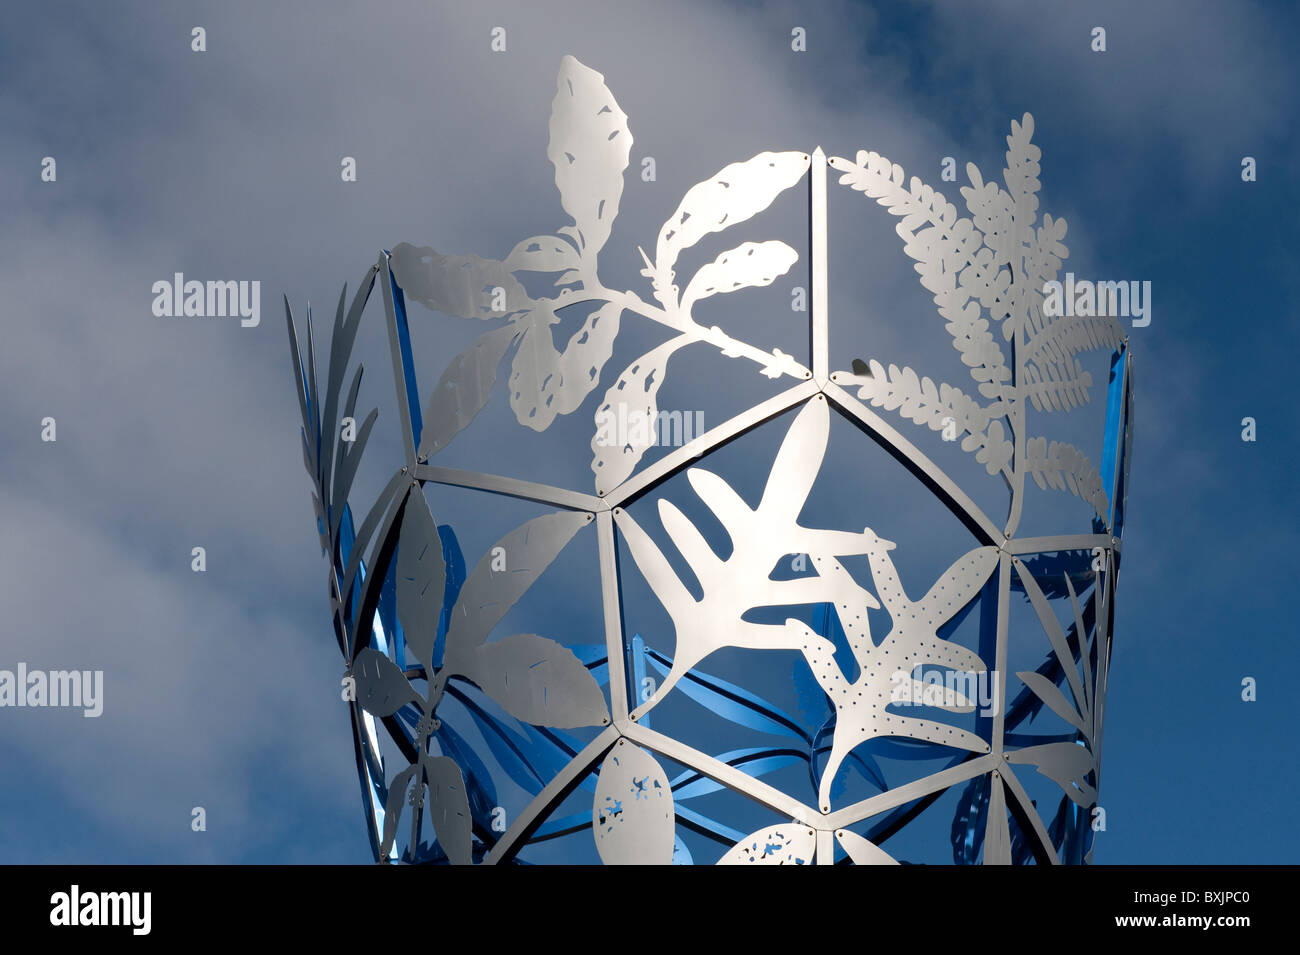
(620, 400, 883, 715)
(1015, 560, 1096, 732)
(389, 243, 529, 321)
(833, 150, 1013, 401)
(443, 511, 590, 667)
(840, 358, 1013, 475)
(650, 151, 809, 309)
(836, 828, 899, 865)
(378, 762, 419, 860)
(1002, 113, 1041, 230)
(961, 163, 1015, 268)
(1064, 573, 1095, 721)
(433, 719, 499, 830)
(718, 823, 816, 865)
(340, 472, 407, 641)
(418, 322, 521, 460)
(309, 489, 326, 553)
(1006, 742, 1096, 808)
(509, 301, 622, 432)
(319, 270, 379, 512)
(351, 647, 421, 718)
(457, 633, 608, 728)
(620, 397, 986, 733)
(1022, 214, 1069, 337)
(329, 407, 377, 544)
(1016, 671, 1089, 737)
(284, 299, 314, 469)
(680, 240, 799, 315)
(593, 742, 675, 865)
(791, 542, 997, 810)
(589, 336, 689, 493)
(422, 754, 473, 865)
(505, 234, 581, 274)
(1023, 438, 1108, 521)
(548, 55, 632, 257)
(395, 488, 446, 672)
(1022, 362, 1093, 412)
(1023, 314, 1122, 409)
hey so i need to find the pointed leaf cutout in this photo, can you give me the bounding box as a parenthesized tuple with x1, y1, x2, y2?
(352, 648, 420, 718)
(389, 243, 529, 321)
(443, 511, 590, 668)
(378, 762, 419, 860)
(394, 488, 446, 672)
(329, 407, 378, 544)
(680, 240, 799, 315)
(835, 828, 900, 865)
(458, 633, 608, 728)
(1016, 671, 1089, 737)
(593, 740, 674, 864)
(1007, 742, 1097, 808)
(548, 55, 632, 257)
(418, 323, 520, 460)
(589, 336, 688, 492)
(651, 151, 809, 309)
(423, 754, 473, 865)
(509, 301, 622, 432)
(718, 823, 816, 865)
(320, 271, 377, 518)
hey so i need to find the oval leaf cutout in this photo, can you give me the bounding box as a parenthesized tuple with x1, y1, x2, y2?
(461, 633, 608, 728)
(593, 740, 674, 864)
(718, 823, 816, 865)
(352, 648, 419, 718)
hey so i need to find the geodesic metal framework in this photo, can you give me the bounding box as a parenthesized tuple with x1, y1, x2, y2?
(286, 55, 1133, 865)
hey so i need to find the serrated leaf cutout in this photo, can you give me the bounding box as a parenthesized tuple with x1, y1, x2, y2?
(842, 359, 1013, 475)
(1023, 438, 1108, 520)
(833, 150, 1011, 399)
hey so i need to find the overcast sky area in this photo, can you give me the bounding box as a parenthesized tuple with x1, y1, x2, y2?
(1, 0, 1296, 864)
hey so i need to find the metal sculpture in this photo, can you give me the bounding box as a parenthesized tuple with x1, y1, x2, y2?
(286, 55, 1132, 865)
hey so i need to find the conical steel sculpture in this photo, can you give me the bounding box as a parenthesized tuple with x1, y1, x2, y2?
(286, 55, 1133, 865)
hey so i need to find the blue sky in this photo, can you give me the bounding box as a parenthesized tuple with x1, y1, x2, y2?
(0, 0, 1296, 863)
